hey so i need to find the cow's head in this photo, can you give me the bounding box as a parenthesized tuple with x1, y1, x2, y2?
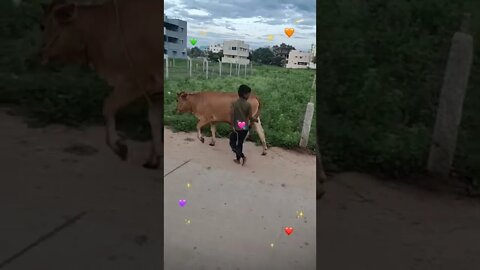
(176, 92, 192, 113)
(40, 1, 87, 65)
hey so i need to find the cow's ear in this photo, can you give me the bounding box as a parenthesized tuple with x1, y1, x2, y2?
(53, 3, 77, 24)
(180, 93, 188, 100)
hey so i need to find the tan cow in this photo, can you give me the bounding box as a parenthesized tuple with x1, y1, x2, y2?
(40, 0, 163, 169)
(176, 91, 268, 155)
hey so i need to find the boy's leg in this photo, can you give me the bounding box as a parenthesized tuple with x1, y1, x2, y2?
(229, 131, 238, 153)
(237, 130, 248, 158)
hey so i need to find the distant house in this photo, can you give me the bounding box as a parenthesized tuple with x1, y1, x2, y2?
(221, 40, 250, 65)
(286, 50, 311, 69)
(164, 15, 187, 59)
(208, 43, 223, 53)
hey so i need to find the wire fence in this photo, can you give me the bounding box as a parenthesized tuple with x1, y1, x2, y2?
(164, 57, 254, 80)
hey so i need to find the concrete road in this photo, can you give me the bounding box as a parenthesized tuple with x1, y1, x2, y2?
(164, 128, 317, 270)
(0, 110, 163, 270)
(318, 173, 480, 270)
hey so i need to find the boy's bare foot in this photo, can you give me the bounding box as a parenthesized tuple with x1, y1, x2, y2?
(233, 159, 240, 164)
(241, 156, 246, 166)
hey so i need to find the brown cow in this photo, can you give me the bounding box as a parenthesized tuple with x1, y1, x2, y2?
(176, 91, 268, 155)
(40, 0, 163, 169)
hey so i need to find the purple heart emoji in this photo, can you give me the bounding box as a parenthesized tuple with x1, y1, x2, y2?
(178, 199, 187, 207)
(237, 121, 246, 129)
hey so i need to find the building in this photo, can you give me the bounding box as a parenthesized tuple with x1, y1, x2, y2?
(309, 44, 316, 69)
(164, 15, 187, 59)
(286, 50, 311, 69)
(208, 43, 223, 53)
(221, 40, 250, 65)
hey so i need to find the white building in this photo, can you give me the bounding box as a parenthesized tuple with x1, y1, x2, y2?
(221, 40, 250, 65)
(286, 50, 311, 69)
(208, 43, 223, 53)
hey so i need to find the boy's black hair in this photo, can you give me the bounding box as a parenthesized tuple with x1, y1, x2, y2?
(238, 84, 251, 98)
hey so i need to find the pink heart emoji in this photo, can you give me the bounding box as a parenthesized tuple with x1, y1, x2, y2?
(237, 121, 246, 129)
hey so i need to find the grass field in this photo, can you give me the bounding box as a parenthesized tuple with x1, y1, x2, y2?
(164, 60, 317, 150)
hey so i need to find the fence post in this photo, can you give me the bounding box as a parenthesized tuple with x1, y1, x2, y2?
(300, 101, 315, 148)
(237, 63, 240, 76)
(428, 13, 474, 177)
(230, 62, 232, 76)
(164, 55, 169, 79)
(219, 60, 222, 77)
(244, 64, 247, 77)
(206, 60, 209, 79)
(251, 62, 253, 75)
(173, 57, 175, 67)
(188, 57, 192, 77)
(311, 74, 316, 90)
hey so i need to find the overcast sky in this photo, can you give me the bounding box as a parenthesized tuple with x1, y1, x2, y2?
(164, 0, 316, 51)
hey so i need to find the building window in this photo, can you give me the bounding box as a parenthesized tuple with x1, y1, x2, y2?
(232, 47, 237, 50)
(164, 49, 167, 54)
(182, 52, 185, 55)
(173, 51, 177, 55)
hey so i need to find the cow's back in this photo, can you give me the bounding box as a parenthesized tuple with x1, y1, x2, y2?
(192, 92, 260, 123)
(79, 0, 163, 90)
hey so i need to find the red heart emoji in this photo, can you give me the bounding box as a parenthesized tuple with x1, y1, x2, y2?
(284, 226, 294, 235)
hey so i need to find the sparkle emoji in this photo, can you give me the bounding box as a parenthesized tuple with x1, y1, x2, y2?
(284, 28, 294, 38)
(296, 210, 304, 219)
(267, 35, 274, 41)
(294, 19, 304, 24)
(270, 243, 274, 248)
(187, 182, 191, 189)
(185, 219, 191, 224)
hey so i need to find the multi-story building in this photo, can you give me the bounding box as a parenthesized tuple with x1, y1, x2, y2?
(309, 44, 316, 69)
(221, 40, 250, 65)
(286, 50, 311, 69)
(208, 43, 223, 53)
(164, 15, 187, 59)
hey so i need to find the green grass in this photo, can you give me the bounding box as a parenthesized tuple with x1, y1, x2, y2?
(164, 64, 317, 150)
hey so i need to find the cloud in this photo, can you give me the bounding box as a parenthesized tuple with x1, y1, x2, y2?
(165, 0, 316, 50)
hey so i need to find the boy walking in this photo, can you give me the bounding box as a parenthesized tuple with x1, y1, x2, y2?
(230, 85, 257, 166)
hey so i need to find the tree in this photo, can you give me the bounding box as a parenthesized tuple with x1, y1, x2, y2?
(251, 47, 274, 65)
(207, 50, 223, 62)
(188, 47, 205, 57)
(272, 43, 295, 59)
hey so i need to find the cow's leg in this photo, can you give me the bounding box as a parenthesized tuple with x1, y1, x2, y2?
(143, 91, 163, 170)
(103, 87, 139, 160)
(209, 123, 216, 146)
(253, 117, 268, 155)
(196, 118, 209, 143)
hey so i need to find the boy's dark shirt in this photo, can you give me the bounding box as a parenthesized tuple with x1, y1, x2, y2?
(231, 98, 252, 131)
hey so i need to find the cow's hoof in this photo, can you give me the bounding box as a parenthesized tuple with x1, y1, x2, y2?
(114, 141, 128, 161)
(209, 142, 215, 146)
(262, 151, 267, 156)
(143, 161, 159, 170)
(200, 137, 205, 143)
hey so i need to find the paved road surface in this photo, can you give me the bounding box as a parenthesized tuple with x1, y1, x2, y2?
(1, 109, 479, 270)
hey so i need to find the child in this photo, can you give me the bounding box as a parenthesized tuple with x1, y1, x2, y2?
(229, 84, 257, 166)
